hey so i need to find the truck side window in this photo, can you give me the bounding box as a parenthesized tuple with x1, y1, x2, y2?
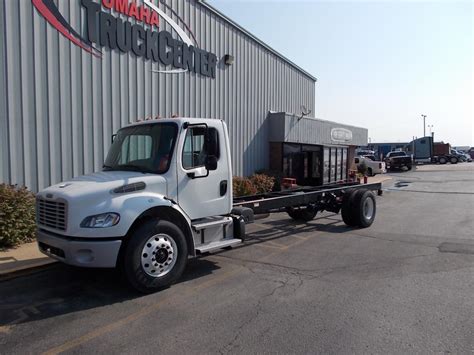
(182, 127, 220, 169)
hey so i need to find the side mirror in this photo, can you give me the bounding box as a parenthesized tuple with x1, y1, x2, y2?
(111, 134, 117, 143)
(205, 155, 218, 171)
(205, 129, 219, 157)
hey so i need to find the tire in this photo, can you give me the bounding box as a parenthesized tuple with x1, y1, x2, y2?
(367, 168, 373, 177)
(450, 156, 458, 164)
(341, 190, 358, 226)
(439, 157, 447, 164)
(123, 219, 188, 293)
(352, 190, 377, 228)
(407, 165, 412, 171)
(286, 206, 317, 222)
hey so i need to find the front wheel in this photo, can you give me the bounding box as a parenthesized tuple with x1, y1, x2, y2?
(123, 219, 188, 293)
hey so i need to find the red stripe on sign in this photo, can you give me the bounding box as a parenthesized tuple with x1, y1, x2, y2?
(32, 0, 102, 58)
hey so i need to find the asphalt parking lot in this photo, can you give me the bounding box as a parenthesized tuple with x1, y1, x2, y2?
(1, 164, 473, 354)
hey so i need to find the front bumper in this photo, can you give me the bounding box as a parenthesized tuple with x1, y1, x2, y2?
(37, 229, 122, 268)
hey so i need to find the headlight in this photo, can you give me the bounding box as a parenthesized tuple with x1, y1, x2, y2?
(80, 213, 120, 228)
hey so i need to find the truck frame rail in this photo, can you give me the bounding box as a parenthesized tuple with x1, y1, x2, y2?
(233, 182, 382, 215)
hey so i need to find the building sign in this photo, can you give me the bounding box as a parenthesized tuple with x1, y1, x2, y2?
(331, 128, 353, 143)
(31, 0, 218, 78)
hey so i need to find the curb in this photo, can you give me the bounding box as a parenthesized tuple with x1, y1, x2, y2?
(0, 259, 57, 282)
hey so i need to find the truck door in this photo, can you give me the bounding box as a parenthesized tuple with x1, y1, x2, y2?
(176, 122, 232, 220)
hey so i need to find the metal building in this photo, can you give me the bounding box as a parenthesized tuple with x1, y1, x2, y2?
(0, 0, 367, 191)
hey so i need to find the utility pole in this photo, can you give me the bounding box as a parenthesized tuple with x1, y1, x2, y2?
(421, 114, 427, 137)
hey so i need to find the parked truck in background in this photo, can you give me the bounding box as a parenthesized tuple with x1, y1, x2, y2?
(354, 155, 386, 176)
(36, 118, 382, 293)
(384, 151, 413, 171)
(431, 142, 459, 164)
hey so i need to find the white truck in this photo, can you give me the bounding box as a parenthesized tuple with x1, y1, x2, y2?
(354, 155, 386, 176)
(36, 118, 382, 293)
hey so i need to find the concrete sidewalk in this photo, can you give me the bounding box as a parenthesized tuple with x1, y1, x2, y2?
(0, 242, 55, 279)
(367, 174, 392, 184)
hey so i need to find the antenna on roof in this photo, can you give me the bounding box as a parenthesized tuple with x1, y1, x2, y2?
(299, 105, 312, 120)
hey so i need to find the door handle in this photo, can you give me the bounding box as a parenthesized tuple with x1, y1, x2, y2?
(220, 180, 228, 196)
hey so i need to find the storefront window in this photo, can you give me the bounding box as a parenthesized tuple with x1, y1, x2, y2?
(282, 144, 350, 186)
(342, 149, 348, 180)
(323, 148, 330, 184)
(330, 148, 336, 182)
(283, 144, 301, 179)
(336, 148, 343, 180)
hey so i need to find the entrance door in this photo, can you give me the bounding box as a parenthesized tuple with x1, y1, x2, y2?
(303, 146, 322, 186)
(282, 144, 323, 186)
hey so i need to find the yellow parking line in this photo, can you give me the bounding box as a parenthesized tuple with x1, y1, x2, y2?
(42, 267, 243, 355)
(290, 234, 308, 241)
(0, 325, 11, 334)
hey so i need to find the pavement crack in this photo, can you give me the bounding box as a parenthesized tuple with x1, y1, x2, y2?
(218, 276, 289, 354)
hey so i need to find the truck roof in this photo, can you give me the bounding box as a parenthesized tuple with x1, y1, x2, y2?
(126, 117, 222, 128)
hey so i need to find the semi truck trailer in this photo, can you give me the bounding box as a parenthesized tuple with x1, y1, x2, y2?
(36, 118, 382, 293)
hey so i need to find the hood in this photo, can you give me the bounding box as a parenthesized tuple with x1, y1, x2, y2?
(39, 171, 168, 201)
(36, 171, 170, 237)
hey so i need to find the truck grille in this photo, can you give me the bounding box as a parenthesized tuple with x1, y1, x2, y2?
(36, 197, 67, 231)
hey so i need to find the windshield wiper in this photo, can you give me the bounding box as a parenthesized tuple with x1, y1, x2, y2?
(103, 164, 114, 171)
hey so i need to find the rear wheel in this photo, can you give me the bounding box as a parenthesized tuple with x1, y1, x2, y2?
(123, 219, 188, 293)
(341, 190, 358, 226)
(286, 206, 317, 222)
(367, 168, 373, 176)
(341, 189, 376, 228)
(450, 156, 458, 164)
(352, 190, 376, 228)
(439, 156, 447, 164)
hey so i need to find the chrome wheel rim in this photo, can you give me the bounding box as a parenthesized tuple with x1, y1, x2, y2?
(141, 234, 177, 277)
(363, 198, 374, 220)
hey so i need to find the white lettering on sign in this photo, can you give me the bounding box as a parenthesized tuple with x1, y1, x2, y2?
(331, 128, 353, 143)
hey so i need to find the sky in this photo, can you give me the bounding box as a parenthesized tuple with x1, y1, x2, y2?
(208, 0, 474, 146)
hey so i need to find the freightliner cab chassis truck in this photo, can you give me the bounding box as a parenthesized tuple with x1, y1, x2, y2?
(36, 118, 382, 293)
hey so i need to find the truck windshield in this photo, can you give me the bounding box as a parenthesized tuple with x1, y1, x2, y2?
(103, 123, 178, 174)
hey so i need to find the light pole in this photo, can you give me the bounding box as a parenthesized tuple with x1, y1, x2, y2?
(421, 114, 427, 137)
(428, 124, 434, 135)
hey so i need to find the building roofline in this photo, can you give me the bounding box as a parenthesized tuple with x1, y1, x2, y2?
(274, 111, 368, 131)
(198, 1, 318, 82)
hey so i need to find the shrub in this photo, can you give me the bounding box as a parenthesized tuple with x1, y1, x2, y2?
(233, 176, 257, 197)
(250, 174, 275, 194)
(255, 169, 282, 191)
(0, 184, 36, 249)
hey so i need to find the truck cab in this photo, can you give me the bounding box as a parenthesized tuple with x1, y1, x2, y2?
(36, 118, 240, 292)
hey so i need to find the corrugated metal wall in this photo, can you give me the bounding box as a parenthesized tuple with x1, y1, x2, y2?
(0, 0, 316, 191)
